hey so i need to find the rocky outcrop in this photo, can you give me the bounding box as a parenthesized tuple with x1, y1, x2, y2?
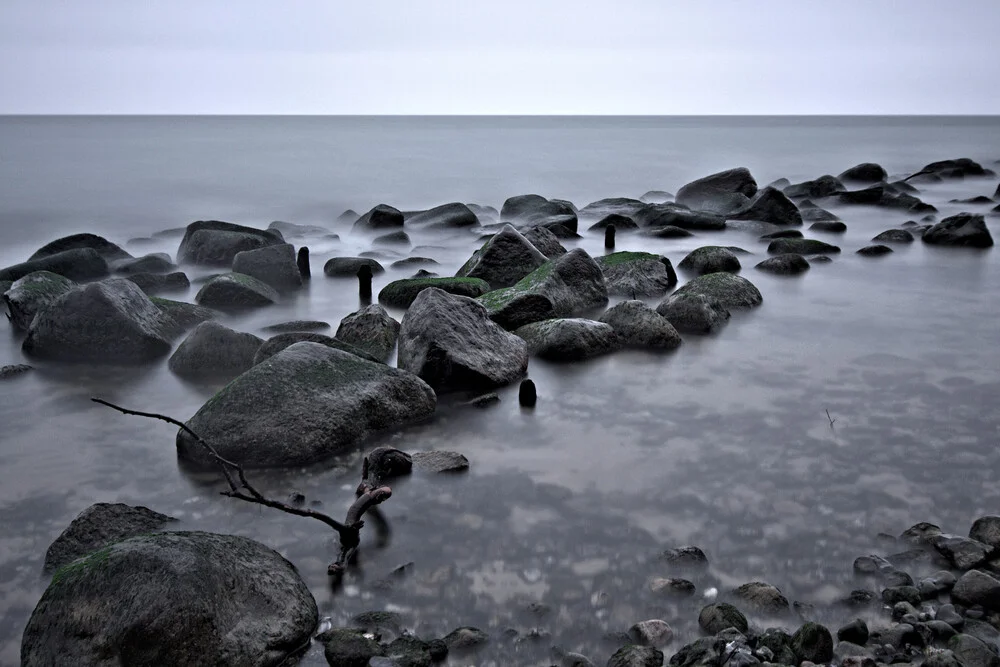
(323, 257, 385, 277)
(232, 243, 302, 292)
(195, 273, 279, 310)
(335, 304, 400, 361)
(22, 531, 317, 667)
(922, 213, 994, 248)
(43, 503, 176, 572)
(678, 246, 741, 276)
(655, 293, 730, 334)
(176, 220, 283, 267)
(0, 248, 110, 282)
(406, 202, 479, 228)
(168, 321, 263, 381)
(515, 318, 619, 361)
(671, 272, 763, 309)
(378, 276, 490, 308)
(456, 224, 547, 289)
(676, 168, 758, 215)
(397, 288, 529, 391)
(178, 342, 435, 468)
(29, 233, 131, 263)
(598, 301, 682, 350)
(596, 252, 677, 297)
(3, 271, 75, 330)
(352, 204, 405, 231)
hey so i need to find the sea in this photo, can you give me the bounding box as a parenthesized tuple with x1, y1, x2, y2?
(1, 115, 998, 665)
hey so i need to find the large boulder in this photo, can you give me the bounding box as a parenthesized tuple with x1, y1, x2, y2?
(0, 248, 109, 282)
(178, 342, 436, 468)
(176, 220, 283, 267)
(733, 581, 790, 614)
(577, 197, 647, 223)
(29, 233, 131, 263)
(352, 204, 405, 231)
(596, 252, 677, 297)
(43, 503, 176, 572)
(22, 278, 181, 363)
(767, 238, 841, 255)
(398, 288, 528, 391)
(839, 162, 887, 183)
(478, 249, 609, 329)
(729, 186, 802, 226)
(232, 243, 302, 292)
(791, 622, 834, 664)
(379, 276, 490, 308)
(515, 318, 619, 361)
(124, 271, 190, 295)
(22, 531, 317, 667)
(456, 224, 548, 289)
(253, 332, 380, 365)
(783, 175, 845, 199)
(522, 226, 568, 257)
(970, 515, 1000, 549)
(112, 253, 175, 275)
(151, 297, 216, 334)
(3, 271, 75, 330)
(598, 301, 681, 350)
(168, 321, 263, 381)
(922, 213, 993, 248)
(918, 158, 992, 179)
(336, 304, 400, 361)
(195, 273, 279, 310)
(951, 570, 1000, 610)
(406, 202, 479, 228)
(655, 293, 730, 334)
(633, 203, 727, 231)
(678, 246, 741, 276)
(323, 256, 385, 277)
(672, 273, 762, 309)
(501, 194, 578, 233)
(675, 168, 757, 215)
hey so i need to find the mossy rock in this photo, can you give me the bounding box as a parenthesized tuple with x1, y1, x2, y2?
(672, 272, 762, 309)
(379, 277, 490, 308)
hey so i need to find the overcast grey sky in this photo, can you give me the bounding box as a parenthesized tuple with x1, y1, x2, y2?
(1, 0, 998, 114)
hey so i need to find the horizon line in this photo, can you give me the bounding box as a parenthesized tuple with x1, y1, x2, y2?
(3, 113, 1000, 119)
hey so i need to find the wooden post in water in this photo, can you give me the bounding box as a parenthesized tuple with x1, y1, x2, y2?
(297, 247, 311, 280)
(357, 265, 373, 301)
(604, 224, 616, 250)
(518, 379, 537, 408)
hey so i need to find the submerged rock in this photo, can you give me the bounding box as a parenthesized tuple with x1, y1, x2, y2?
(253, 332, 380, 365)
(232, 243, 302, 292)
(29, 233, 131, 263)
(407, 202, 479, 228)
(598, 300, 682, 350)
(353, 204, 405, 231)
(783, 175, 845, 199)
(596, 251, 677, 296)
(676, 167, 758, 215)
(857, 244, 893, 257)
(800, 204, 842, 223)
(22, 531, 317, 667)
(768, 238, 841, 255)
(655, 293, 730, 334)
(809, 221, 848, 233)
(261, 320, 330, 333)
(922, 213, 994, 248)
(678, 246, 741, 276)
(456, 224, 547, 289)
(43, 503, 176, 572)
(398, 288, 528, 391)
(266, 220, 330, 238)
(111, 253, 175, 275)
(373, 230, 411, 247)
(872, 229, 915, 243)
(195, 273, 279, 310)
(323, 256, 385, 277)
(672, 272, 762, 309)
(378, 276, 490, 308)
(3, 271, 75, 330)
(514, 318, 619, 361)
(755, 254, 810, 275)
(168, 321, 263, 381)
(178, 342, 435, 468)
(336, 305, 400, 361)
(0, 248, 110, 282)
(0, 364, 33, 379)
(501, 194, 578, 233)
(839, 162, 887, 183)
(729, 186, 802, 226)
(633, 203, 726, 231)
(918, 158, 992, 179)
(643, 225, 694, 238)
(176, 220, 283, 267)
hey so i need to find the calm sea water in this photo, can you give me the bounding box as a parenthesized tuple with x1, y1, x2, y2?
(0, 116, 999, 665)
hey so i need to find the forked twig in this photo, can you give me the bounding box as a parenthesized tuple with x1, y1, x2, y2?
(825, 409, 836, 429)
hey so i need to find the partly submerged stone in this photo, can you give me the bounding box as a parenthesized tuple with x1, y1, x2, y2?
(379, 276, 490, 309)
(3, 271, 75, 330)
(178, 342, 436, 468)
(755, 254, 810, 275)
(810, 221, 848, 233)
(29, 233, 131, 263)
(253, 332, 380, 365)
(176, 220, 283, 267)
(655, 293, 731, 334)
(672, 272, 762, 309)
(596, 251, 677, 297)
(111, 253, 175, 275)
(232, 243, 302, 292)
(784, 175, 845, 199)
(406, 202, 479, 228)
(768, 238, 842, 255)
(633, 204, 726, 231)
(676, 167, 758, 215)
(522, 226, 568, 258)
(22, 531, 317, 667)
(0, 248, 110, 282)
(336, 304, 400, 361)
(195, 273, 279, 310)
(678, 246, 741, 276)
(839, 162, 887, 183)
(598, 300, 682, 350)
(323, 256, 385, 277)
(124, 271, 190, 295)
(501, 194, 578, 233)
(922, 213, 994, 248)
(514, 318, 620, 361)
(353, 204, 405, 231)
(168, 321, 263, 381)
(729, 186, 802, 226)
(857, 244, 893, 257)
(873, 229, 915, 243)
(456, 224, 547, 289)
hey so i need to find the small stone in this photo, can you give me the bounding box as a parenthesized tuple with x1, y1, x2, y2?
(837, 619, 870, 645)
(628, 619, 673, 647)
(443, 626, 489, 650)
(661, 545, 709, 568)
(410, 451, 470, 473)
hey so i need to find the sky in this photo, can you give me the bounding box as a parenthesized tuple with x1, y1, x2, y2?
(1, 0, 998, 115)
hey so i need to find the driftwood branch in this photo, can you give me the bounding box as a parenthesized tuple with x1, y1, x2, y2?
(825, 409, 836, 429)
(91, 397, 393, 578)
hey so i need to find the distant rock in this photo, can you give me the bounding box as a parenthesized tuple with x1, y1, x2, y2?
(784, 175, 845, 199)
(253, 332, 380, 365)
(922, 213, 994, 248)
(655, 293, 730, 334)
(596, 251, 677, 297)
(676, 167, 758, 215)
(643, 225, 694, 238)
(168, 321, 263, 381)
(759, 229, 802, 240)
(391, 257, 438, 270)
(756, 254, 810, 275)
(353, 204, 405, 231)
(837, 186, 937, 213)
(373, 230, 411, 247)
(672, 272, 762, 309)
(950, 196, 994, 205)
(336, 209, 359, 224)
(809, 221, 848, 233)
(232, 243, 302, 293)
(634, 203, 727, 231)
(323, 256, 385, 277)
(589, 213, 638, 231)
(176, 220, 283, 267)
(111, 253, 175, 275)
(768, 238, 842, 255)
(466, 203, 500, 224)
(857, 244, 893, 257)
(3, 271, 75, 330)
(406, 202, 479, 228)
(678, 246, 741, 276)
(839, 162, 887, 183)
(267, 220, 330, 237)
(916, 158, 992, 179)
(515, 318, 620, 361)
(598, 300, 682, 350)
(378, 276, 490, 308)
(336, 304, 400, 361)
(194, 273, 279, 310)
(0, 248, 109, 282)
(261, 320, 330, 333)
(729, 186, 803, 226)
(872, 229, 915, 243)
(43, 503, 176, 572)
(456, 224, 547, 289)
(522, 226, 568, 258)
(577, 197, 646, 223)
(29, 233, 131, 263)
(640, 190, 674, 203)
(179, 343, 435, 468)
(501, 194, 578, 233)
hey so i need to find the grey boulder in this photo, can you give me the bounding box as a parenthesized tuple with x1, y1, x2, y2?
(598, 301, 682, 350)
(336, 304, 401, 361)
(253, 332, 381, 365)
(655, 293, 730, 334)
(678, 246, 741, 276)
(755, 254, 810, 275)
(768, 238, 842, 255)
(29, 233, 131, 263)
(195, 273, 279, 310)
(43, 503, 176, 572)
(672, 272, 763, 309)
(0, 248, 110, 282)
(729, 186, 802, 226)
(514, 318, 620, 361)
(124, 271, 190, 295)
(3, 271, 75, 330)
(406, 202, 479, 228)
(676, 167, 758, 215)
(353, 204, 405, 231)
(323, 256, 385, 277)
(168, 321, 263, 381)
(232, 243, 302, 292)
(176, 220, 283, 267)
(951, 570, 1000, 610)
(922, 213, 994, 248)
(111, 253, 175, 275)
(596, 252, 677, 297)
(456, 224, 547, 289)
(839, 162, 888, 183)
(522, 225, 568, 257)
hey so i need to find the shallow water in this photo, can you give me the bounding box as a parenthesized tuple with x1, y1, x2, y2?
(0, 116, 999, 665)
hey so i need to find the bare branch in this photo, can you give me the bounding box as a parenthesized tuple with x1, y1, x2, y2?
(825, 409, 836, 429)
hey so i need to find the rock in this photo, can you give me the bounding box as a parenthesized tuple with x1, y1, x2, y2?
(353, 204, 405, 231)
(0, 248, 110, 282)
(644, 226, 694, 238)
(266, 220, 329, 238)
(672, 272, 762, 309)
(467, 203, 500, 224)
(501, 194, 578, 233)
(168, 321, 263, 381)
(195, 273, 279, 310)
(678, 246, 741, 275)
(590, 213, 639, 231)
(335, 304, 400, 361)
(698, 603, 748, 634)
(321, 628, 384, 667)
(929, 622, 960, 641)
(398, 287, 528, 391)
(22, 279, 184, 363)
(323, 256, 385, 277)
(949, 634, 1000, 667)
(151, 297, 216, 334)
(932, 534, 993, 570)
(901, 521, 942, 544)
(515, 318, 619, 361)
(839, 163, 888, 183)
(970, 516, 1000, 549)
(809, 221, 848, 233)
(519, 378, 537, 407)
(232, 243, 302, 292)
(522, 226, 568, 257)
(730, 187, 803, 226)
(22, 531, 317, 667)
(478, 249, 608, 329)
(596, 251, 677, 296)
(857, 244, 893, 257)
(3, 271, 75, 330)
(633, 204, 727, 231)
(262, 320, 330, 333)
(950, 196, 995, 205)
(383, 635, 435, 666)
(374, 230, 411, 247)
(784, 175, 845, 199)
(837, 186, 937, 213)
(112, 253, 175, 275)
(963, 619, 1000, 647)
(918, 571, 958, 598)
(655, 293, 729, 334)
(790, 622, 834, 664)
(599, 300, 682, 350)
(456, 224, 547, 289)
(837, 619, 870, 645)
(379, 276, 490, 309)
(253, 332, 380, 365)
(629, 620, 673, 647)
(767, 238, 841, 255)
(29, 233, 131, 263)
(951, 570, 1000, 610)
(560, 651, 596, 667)
(666, 637, 723, 667)
(178, 343, 435, 468)
(733, 581, 790, 614)
(676, 167, 758, 215)
(608, 644, 664, 667)
(873, 229, 915, 243)
(176, 220, 283, 267)
(882, 585, 921, 607)
(641, 190, 674, 204)
(926, 649, 964, 667)
(577, 197, 647, 222)
(0, 364, 33, 379)
(755, 254, 810, 275)
(919, 158, 992, 179)
(411, 451, 470, 473)
(124, 271, 190, 295)
(760, 229, 803, 240)
(835, 642, 874, 662)
(650, 578, 696, 597)
(444, 626, 489, 650)
(922, 213, 994, 248)
(337, 209, 359, 224)
(43, 503, 176, 572)
(406, 202, 479, 228)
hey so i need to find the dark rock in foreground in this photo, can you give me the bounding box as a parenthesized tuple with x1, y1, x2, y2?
(168, 321, 263, 381)
(336, 304, 400, 361)
(596, 252, 677, 297)
(178, 342, 435, 468)
(756, 254, 810, 275)
(321, 628, 383, 666)
(43, 503, 176, 572)
(22, 531, 317, 667)
(598, 300, 682, 350)
(791, 622, 834, 664)
(176, 220, 283, 267)
(0, 248, 109, 282)
(398, 288, 528, 391)
(922, 213, 994, 248)
(655, 293, 730, 334)
(29, 233, 132, 263)
(515, 318, 619, 361)
(323, 256, 385, 277)
(672, 272, 762, 309)
(379, 276, 490, 308)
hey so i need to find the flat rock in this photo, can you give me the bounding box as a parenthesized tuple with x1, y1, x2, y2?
(323, 256, 385, 277)
(0, 248, 110, 282)
(195, 273, 279, 310)
(515, 318, 619, 361)
(857, 244, 893, 257)
(373, 230, 411, 247)
(596, 251, 677, 297)
(253, 332, 380, 365)
(411, 450, 470, 473)
(353, 204, 405, 231)
(22, 531, 317, 667)
(176, 220, 283, 267)
(922, 213, 994, 248)
(672, 272, 762, 309)
(379, 276, 490, 308)
(456, 224, 547, 289)
(643, 225, 693, 238)
(760, 229, 803, 240)
(768, 238, 841, 255)
(178, 343, 436, 468)
(43, 503, 176, 572)
(655, 293, 730, 334)
(261, 320, 330, 333)
(598, 300, 682, 350)
(29, 233, 131, 263)
(755, 254, 810, 275)
(168, 321, 263, 381)
(3, 271, 75, 330)
(678, 246, 741, 275)
(267, 220, 330, 237)
(232, 243, 302, 292)
(336, 304, 400, 361)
